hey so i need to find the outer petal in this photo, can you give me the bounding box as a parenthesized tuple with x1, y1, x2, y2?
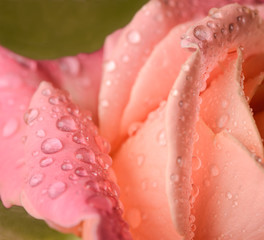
(192, 119, 264, 239)
(166, 3, 264, 236)
(0, 47, 43, 206)
(113, 102, 182, 240)
(21, 82, 132, 240)
(38, 49, 103, 122)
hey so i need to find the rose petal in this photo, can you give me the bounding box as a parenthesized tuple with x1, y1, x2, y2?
(254, 111, 264, 140)
(200, 49, 263, 157)
(38, 50, 103, 122)
(120, 21, 193, 140)
(21, 82, 132, 240)
(244, 72, 264, 102)
(192, 119, 264, 239)
(0, 47, 43, 207)
(251, 80, 264, 113)
(113, 103, 182, 240)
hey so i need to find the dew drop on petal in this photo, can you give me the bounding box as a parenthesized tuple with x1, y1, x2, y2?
(136, 154, 145, 167)
(29, 174, 44, 187)
(36, 129, 46, 138)
(226, 191, 233, 200)
(192, 156, 201, 171)
(24, 109, 39, 125)
(127, 30, 141, 44)
(75, 148, 96, 164)
(157, 129, 167, 146)
(210, 164, 219, 177)
(126, 208, 142, 229)
(61, 163, 73, 171)
(42, 88, 51, 96)
(193, 25, 211, 41)
(2, 118, 19, 137)
(170, 173, 180, 182)
(104, 60, 116, 72)
(48, 181, 67, 199)
(72, 132, 87, 145)
(217, 114, 229, 128)
(41, 138, 63, 154)
(75, 167, 89, 177)
(56, 116, 77, 132)
(40, 157, 54, 167)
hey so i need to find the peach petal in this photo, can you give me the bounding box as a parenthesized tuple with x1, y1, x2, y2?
(120, 21, 193, 140)
(244, 72, 264, 102)
(200, 50, 263, 157)
(192, 119, 264, 239)
(254, 111, 264, 141)
(113, 103, 182, 240)
(21, 82, 132, 240)
(38, 49, 103, 122)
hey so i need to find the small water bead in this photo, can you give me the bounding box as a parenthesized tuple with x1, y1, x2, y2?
(104, 60, 116, 72)
(2, 118, 19, 137)
(177, 156, 184, 167)
(48, 181, 67, 199)
(75, 148, 96, 164)
(36, 129, 46, 138)
(170, 173, 180, 182)
(192, 156, 201, 171)
(229, 23, 234, 33)
(97, 154, 112, 170)
(128, 122, 143, 137)
(40, 157, 54, 167)
(210, 164, 220, 177)
(217, 114, 229, 129)
(182, 64, 190, 72)
(193, 25, 211, 41)
(157, 129, 167, 146)
(75, 167, 89, 177)
(191, 184, 199, 199)
(42, 88, 51, 96)
(32, 151, 39, 157)
(178, 100, 183, 108)
(69, 174, 78, 181)
(136, 154, 145, 167)
(95, 136, 111, 154)
(209, 8, 223, 19)
(171, 89, 178, 97)
(56, 116, 77, 132)
(127, 30, 141, 44)
(126, 208, 142, 229)
(72, 132, 87, 145)
(226, 192, 233, 200)
(61, 163, 73, 171)
(29, 174, 44, 187)
(41, 138, 63, 154)
(24, 108, 39, 125)
(101, 99, 109, 108)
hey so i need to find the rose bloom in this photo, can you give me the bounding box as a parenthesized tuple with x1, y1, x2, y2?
(1, 0, 264, 239)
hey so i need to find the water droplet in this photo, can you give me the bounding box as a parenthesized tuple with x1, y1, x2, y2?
(101, 99, 109, 108)
(61, 163, 73, 171)
(126, 208, 142, 229)
(24, 108, 39, 125)
(229, 23, 234, 33)
(170, 173, 179, 182)
(217, 114, 229, 128)
(40, 157, 54, 167)
(104, 60, 116, 72)
(157, 129, 166, 146)
(2, 118, 19, 137)
(72, 132, 87, 145)
(75, 167, 89, 177)
(75, 148, 96, 164)
(182, 64, 190, 72)
(192, 156, 201, 171)
(96, 154, 112, 170)
(136, 154, 145, 167)
(171, 89, 178, 96)
(36, 129, 46, 138)
(32, 151, 39, 156)
(56, 116, 77, 132)
(193, 25, 211, 41)
(42, 88, 51, 96)
(29, 174, 44, 187)
(178, 100, 183, 108)
(177, 156, 184, 167)
(191, 184, 199, 199)
(210, 164, 219, 177)
(127, 30, 141, 44)
(41, 138, 63, 154)
(226, 191, 233, 200)
(209, 8, 223, 19)
(128, 122, 143, 136)
(48, 181, 67, 199)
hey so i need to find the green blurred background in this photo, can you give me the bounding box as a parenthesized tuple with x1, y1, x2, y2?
(0, 0, 147, 239)
(0, 0, 147, 59)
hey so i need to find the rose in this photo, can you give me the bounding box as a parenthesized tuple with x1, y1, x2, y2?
(1, 0, 264, 240)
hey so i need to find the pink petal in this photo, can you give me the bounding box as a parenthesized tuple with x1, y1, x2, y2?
(192, 119, 264, 239)
(251, 80, 264, 113)
(38, 49, 103, 122)
(0, 47, 43, 207)
(200, 50, 263, 157)
(113, 103, 182, 240)
(120, 21, 193, 140)
(21, 82, 131, 240)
